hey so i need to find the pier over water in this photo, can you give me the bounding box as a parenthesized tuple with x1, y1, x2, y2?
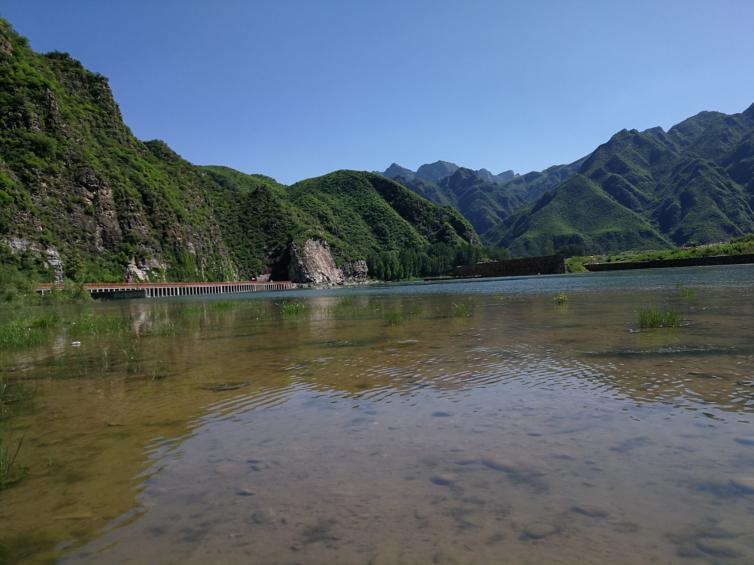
(37, 280, 296, 299)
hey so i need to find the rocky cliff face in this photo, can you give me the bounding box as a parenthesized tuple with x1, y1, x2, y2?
(288, 239, 369, 284)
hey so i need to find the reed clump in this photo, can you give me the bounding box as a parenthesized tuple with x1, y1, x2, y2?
(279, 301, 307, 317)
(0, 320, 44, 349)
(638, 308, 682, 329)
(383, 311, 405, 326)
(67, 313, 128, 337)
(0, 435, 27, 490)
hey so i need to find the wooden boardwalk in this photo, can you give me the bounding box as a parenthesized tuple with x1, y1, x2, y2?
(37, 280, 296, 299)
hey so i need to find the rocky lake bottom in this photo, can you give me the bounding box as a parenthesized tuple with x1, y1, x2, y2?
(1, 265, 754, 563)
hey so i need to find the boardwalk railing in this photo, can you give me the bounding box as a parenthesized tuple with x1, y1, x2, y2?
(37, 281, 296, 299)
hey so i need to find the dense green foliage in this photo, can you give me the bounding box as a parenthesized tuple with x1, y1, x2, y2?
(565, 234, 754, 271)
(0, 19, 478, 284)
(288, 171, 476, 272)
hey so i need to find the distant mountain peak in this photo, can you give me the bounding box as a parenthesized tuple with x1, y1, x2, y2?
(383, 160, 517, 187)
(383, 163, 415, 180)
(416, 160, 459, 183)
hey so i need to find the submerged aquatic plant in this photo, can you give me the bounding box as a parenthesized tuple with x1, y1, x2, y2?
(67, 313, 128, 337)
(451, 303, 471, 317)
(0, 320, 46, 350)
(383, 311, 405, 326)
(553, 293, 569, 306)
(279, 301, 307, 317)
(0, 379, 29, 420)
(207, 301, 235, 311)
(675, 282, 695, 299)
(638, 308, 682, 329)
(0, 434, 27, 490)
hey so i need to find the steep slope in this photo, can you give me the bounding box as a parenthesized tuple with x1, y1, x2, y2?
(0, 20, 240, 281)
(494, 105, 754, 255)
(289, 171, 477, 259)
(201, 166, 323, 279)
(386, 103, 754, 257)
(0, 19, 478, 283)
(382, 158, 584, 243)
(383, 165, 521, 238)
(494, 175, 670, 256)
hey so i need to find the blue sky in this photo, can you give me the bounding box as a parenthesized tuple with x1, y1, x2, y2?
(3, 0, 754, 184)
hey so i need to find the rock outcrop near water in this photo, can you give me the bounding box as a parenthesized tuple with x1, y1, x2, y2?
(0, 19, 477, 284)
(288, 239, 371, 284)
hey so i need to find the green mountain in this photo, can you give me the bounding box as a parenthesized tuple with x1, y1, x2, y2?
(389, 104, 754, 257)
(382, 159, 585, 242)
(488, 175, 670, 256)
(493, 105, 754, 256)
(0, 19, 477, 284)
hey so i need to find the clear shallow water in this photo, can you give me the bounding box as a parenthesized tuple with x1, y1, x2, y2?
(1, 265, 754, 563)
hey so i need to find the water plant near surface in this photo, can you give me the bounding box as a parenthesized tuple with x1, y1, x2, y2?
(0, 434, 27, 490)
(67, 312, 129, 338)
(0, 318, 50, 349)
(553, 293, 569, 306)
(675, 282, 695, 299)
(383, 311, 405, 326)
(279, 301, 307, 317)
(0, 379, 29, 420)
(207, 301, 235, 311)
(638, 308, 682, 329)
(451, 303, 471, 317)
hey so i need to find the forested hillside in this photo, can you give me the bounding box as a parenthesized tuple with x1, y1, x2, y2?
(0, 19, 477, 284)
(384, 105, 754, 256)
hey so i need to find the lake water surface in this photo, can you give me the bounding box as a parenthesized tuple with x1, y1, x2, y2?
(2, 266, 754, 563)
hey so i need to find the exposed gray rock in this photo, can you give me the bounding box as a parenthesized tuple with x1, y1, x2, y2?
(44, 246, 64, 283)
(288, 239, 343, 284)
(288, 239, 369, 285)
(125, 256, 165, 282)
(342, 259, 368, 281)
(4, 237, 64, 282)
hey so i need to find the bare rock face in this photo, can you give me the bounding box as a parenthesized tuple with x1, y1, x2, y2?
(288, 239, 343, 284)
(287, 239, 369, 285)
(5, 237, 64, 283)
(125, 256, 166, 282)
(342, 260, 369, 282)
